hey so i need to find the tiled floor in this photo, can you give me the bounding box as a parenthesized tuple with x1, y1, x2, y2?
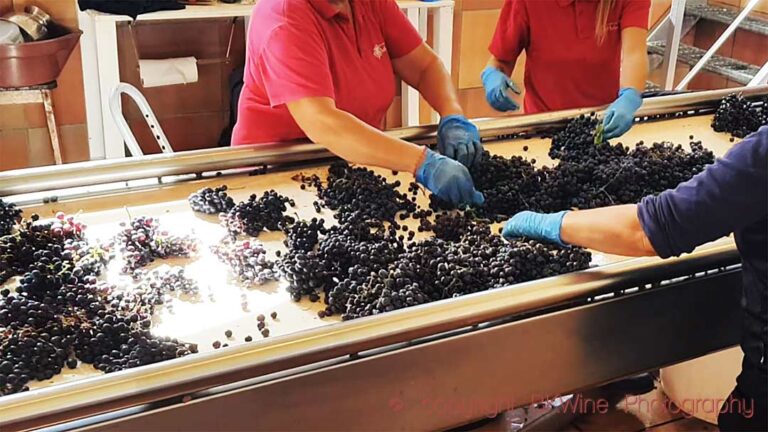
(466, 387, 718, 432)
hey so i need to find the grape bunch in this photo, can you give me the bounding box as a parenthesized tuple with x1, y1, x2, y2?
(188, 185, 235, 215)
(115, 217, 198, 273)
(283, 218, 327, 252)
(549, 113, 601, 160)
(211, 240, 279, 286)
(136, 266, 200, 298)
(0, 214, 111, 286)
(0, 198, 22, 237)
(313, 162, 417, 224)
(712, 94, 767, 138)
(280, 220, 404, 303)
(221, 191, 296, 238)
(49, 212, 87, 239)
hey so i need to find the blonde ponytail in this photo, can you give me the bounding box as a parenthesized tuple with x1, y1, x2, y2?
(595, 0, 616, 45)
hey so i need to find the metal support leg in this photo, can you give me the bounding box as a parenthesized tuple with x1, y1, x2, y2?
(662, 0, 687, 90)
(676, 0, 761, 90)
(42, 89, 63, 165)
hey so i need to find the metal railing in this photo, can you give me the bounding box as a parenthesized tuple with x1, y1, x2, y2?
(649, 0, 768, 89)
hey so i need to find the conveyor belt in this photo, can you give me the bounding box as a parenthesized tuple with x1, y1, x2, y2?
(0, 88, 764, 430)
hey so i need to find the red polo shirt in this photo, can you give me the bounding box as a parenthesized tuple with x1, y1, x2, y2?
(232, 0, 423, 145)
(489, 0, 650, 114)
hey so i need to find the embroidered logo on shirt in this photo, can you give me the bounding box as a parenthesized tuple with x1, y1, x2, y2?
(607, 22, 619, 31)
(373, 43, 387, 59)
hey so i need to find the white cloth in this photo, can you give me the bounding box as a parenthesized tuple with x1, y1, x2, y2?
(139, 57, 198, 88)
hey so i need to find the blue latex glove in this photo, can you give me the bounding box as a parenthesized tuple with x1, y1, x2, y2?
(603, 88, 642, 139)
(416, 149, 485, 206)
(502, 210, 569, 246)
(481, 66, 521, 112)
(437, 115, 483, 168)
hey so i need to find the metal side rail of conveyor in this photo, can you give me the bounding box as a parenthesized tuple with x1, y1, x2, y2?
(0, 240, 743, 431)
(1, 86, 767, 202)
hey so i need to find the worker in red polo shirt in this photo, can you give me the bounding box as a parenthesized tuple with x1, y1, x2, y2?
(233, 0, 484, 206)
(482, 0, 651, 139)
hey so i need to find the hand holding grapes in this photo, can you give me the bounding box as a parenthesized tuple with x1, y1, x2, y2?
(602, 88, 642, 139)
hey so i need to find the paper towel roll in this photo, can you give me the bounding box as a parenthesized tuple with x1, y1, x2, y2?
(139, 57, 198, 88)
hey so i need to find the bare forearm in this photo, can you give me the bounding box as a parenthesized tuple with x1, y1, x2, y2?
(487, 56, 516, 76)
(304, 108, 425, 173)
(621, 51, 648, 93)
(619, 27, 649, 93)
(560, 205, 657, 256)
(413, 55, 463, 117)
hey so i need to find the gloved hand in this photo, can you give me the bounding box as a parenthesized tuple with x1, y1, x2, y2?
(416, 149, 485, 206)
(603, 88, 642, 139)
(502, 210, 569, 246)
(437, 115, 483, 168)
(481, 66, 521, 112)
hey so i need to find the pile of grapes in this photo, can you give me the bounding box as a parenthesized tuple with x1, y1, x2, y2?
(463, 115, 716, 219)
(279, 114, 717, 319)
(0, 213, 197, 395)
(309, 162, 417, 224)
(711, 94, 768, 138)
(276, 217, 591, 320)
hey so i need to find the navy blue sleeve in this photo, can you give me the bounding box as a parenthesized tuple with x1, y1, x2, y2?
(637, 126, 768, 258)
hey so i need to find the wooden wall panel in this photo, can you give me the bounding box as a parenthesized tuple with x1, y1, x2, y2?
(758, 0, 768, 15)
(457, 9, 501, 89)
(115, 19, 246, 154)
(731, 28, 768, 66)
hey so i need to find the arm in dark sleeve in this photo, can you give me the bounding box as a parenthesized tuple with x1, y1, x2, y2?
(637, 127, 768, 258)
